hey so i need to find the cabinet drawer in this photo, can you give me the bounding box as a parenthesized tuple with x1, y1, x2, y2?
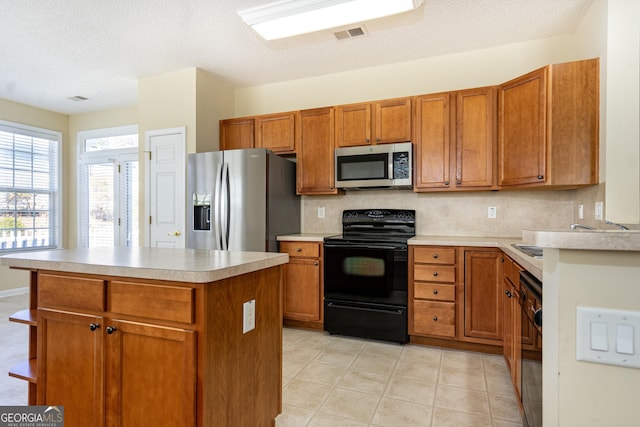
(414, 265, 456, 283)
(414, 247, 456, 265)
(414, 283, 455, 302)
(413, 300, 456, 338)
(280, 241, 320, 258)
(39, 273, 105, 311)
(109, 282, 195, 324)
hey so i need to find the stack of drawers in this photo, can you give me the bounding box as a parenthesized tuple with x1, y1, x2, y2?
(411, 246, 457, 338)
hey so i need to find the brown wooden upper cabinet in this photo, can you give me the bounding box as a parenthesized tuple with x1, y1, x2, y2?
(335, 97, 412, 147)
(296, 107, 340, 195)
(219, 111, 297, 154)
(219, 117, 255, 151)
(256, 111, 296, 154)
(498, 58, 599, 188)
(414, 87, 497, 191)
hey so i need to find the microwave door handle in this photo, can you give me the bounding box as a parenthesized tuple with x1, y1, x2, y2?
(388, 152, 394, 181)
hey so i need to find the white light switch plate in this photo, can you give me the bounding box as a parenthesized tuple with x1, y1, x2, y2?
(595, 202, 603, 221)
(488, 206, 497, 219)
(576, 306, 640, 369)
(243, 300, 256, 334)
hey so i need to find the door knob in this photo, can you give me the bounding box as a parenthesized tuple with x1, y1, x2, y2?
(167, 231, 181, 237)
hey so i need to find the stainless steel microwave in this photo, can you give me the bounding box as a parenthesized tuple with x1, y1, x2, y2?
(335, 142, 413, 189)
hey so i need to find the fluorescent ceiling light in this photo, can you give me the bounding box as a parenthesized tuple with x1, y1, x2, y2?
(239, 0, 424, 40)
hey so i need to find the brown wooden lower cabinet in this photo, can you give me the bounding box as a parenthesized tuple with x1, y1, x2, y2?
(410, 245, 506, 351)
(502, 267, 522, 400)
(13, 267, 283, 427)
(38, 309, 105, 427)
(464, 249, 504, 342)
(280, 241, 323, 327)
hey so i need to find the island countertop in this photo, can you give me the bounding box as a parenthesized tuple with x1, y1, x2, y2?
(0, 247, 289, 283)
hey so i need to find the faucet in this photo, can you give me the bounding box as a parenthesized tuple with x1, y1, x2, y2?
(605, 220, 630, 230)
(570, 223, 596, 230)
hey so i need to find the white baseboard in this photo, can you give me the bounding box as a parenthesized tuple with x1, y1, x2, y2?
(0, 287, 29, 298)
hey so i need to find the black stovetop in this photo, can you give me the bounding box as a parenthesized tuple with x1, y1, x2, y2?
(324, 209, 416, 244)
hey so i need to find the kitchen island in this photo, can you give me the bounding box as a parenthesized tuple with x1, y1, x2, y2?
(523, 229, 640, 427)
(1, 247, 288, 427)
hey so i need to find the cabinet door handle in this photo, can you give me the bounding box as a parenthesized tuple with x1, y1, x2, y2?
(432, 253, 438, 259)
(433, 271, 438, 277)
(167, 231, 181, 237)
(433, 289, 438, 295)
(537, 175, 544, 180)
(89, 323, 100, 331)
(106, 326, 117, 335)
(296, 248, 302, 252)
(444, 181, 449, 186)
(314, 262, 319, 266)
(505, 290, 512, 298)
(432, 316, 438, 321)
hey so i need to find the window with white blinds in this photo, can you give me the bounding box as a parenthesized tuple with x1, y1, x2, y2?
(78, 126, 138, 248)
(0, 120, 61, 253)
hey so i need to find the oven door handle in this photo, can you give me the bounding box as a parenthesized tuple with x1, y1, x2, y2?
(326, 302, 404, 315)
(323, 243, 404, 251)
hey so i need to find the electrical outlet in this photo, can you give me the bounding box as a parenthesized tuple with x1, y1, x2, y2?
(243, 300, 255, 334)
(579, 204, 584, 220)
(317, 207, 325, 219)
(595, 202, 603, 221)
(488, 206, 497, 219)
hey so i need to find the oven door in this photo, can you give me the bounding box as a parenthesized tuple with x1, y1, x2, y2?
(324, 242, 404, 299)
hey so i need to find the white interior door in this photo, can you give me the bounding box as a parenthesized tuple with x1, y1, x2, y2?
(145, 127, 186, 248)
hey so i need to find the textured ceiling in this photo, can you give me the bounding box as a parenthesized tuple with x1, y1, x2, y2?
(0, 0, 593, 115)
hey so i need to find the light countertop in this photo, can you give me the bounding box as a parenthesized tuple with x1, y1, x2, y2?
(0, 247, 289, 283)
(278, 233, 338, 242)
(522, 229, 640, 251)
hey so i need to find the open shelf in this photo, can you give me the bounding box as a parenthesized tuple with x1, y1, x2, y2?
(9, 309, 37, 326)
(8, 359, 37, 383)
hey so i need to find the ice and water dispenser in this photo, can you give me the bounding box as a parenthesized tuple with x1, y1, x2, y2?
(193, 193, 211, 231)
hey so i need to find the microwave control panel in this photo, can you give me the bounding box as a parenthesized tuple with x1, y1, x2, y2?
(393, 152, 411, 180)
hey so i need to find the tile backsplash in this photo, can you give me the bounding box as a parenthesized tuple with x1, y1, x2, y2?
(302, 188, 583, 237)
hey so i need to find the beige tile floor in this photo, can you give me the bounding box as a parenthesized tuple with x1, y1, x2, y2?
(1, 294, 522, 426)
(277, 328, 523, 427)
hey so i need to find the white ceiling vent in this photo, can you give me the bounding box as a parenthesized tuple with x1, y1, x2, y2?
(334, 26, 367, 41)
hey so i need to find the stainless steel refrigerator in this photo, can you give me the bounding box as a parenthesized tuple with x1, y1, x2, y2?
(186, 148, 300, 252)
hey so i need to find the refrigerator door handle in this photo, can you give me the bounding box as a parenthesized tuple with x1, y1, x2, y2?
(213, 162, 224, 250)
(220, 162, 230, 250)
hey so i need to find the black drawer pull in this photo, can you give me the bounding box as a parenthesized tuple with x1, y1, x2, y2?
(432, 316, 438, 321)
(433, 289, 438, 295)
(433, 272, 438, 277)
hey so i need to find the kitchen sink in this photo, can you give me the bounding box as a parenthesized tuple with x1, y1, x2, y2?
(511, 244, 543, 259)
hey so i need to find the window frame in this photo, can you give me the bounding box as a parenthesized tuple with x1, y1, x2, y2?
(0, 119, 62, 254)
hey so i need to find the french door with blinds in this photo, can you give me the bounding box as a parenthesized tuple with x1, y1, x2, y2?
(78, 127, 139, 248)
